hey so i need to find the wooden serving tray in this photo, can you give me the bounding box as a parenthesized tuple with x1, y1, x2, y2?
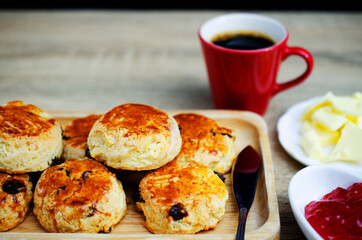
(2, 110, 280, 240)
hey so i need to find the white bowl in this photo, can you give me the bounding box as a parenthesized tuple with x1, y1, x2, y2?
(288, 165, 362, 240)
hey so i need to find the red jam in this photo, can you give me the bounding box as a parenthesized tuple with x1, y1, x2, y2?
(305, 182, 362, 240)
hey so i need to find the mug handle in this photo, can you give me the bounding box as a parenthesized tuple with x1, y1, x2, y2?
(272, 46, 314, 96)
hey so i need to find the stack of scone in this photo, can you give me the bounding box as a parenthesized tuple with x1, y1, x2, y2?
(86, 104, 236, 234)
(0, 101, 236, 235)
(135, 112, 235, 234)
(0, 101, 63, 231)
(0, 101, 127, 233)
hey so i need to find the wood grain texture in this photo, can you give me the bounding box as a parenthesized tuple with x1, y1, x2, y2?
(0, 10, 361, 239)
(2, 110, 280, 239)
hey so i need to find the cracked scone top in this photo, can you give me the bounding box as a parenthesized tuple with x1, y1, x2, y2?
(33, 158, 127, 233)
(136, 160, 228, 234)
(0, 101, 63, 173)
(174, 113, 236, 174)
(87, 103, 182, 170)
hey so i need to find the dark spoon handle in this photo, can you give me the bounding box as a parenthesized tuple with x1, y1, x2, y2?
(236, 207, 248, 240)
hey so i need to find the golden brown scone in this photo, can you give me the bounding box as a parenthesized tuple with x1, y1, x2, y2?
(136, 160, 228, 234)
(0, 101, 63, 173)
(87, 103, 182, 171)
(0, 173, 33, 232)
(173, 113, 236, 174)
(33, 158, 127, 233)
(62, 114, 101, 159)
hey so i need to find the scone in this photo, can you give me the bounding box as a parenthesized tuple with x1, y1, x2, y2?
(33, 158, 127, 233)
(136, 160, 228, 234)
(62, 114, 101, 159)
(0, 172, 33, 232)
(87, 103, 182, 171)
(0, 101, 63, 173)
(173, 113, 236, 174)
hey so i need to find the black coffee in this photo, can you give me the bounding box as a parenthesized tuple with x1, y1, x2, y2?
(211, 31, 275, 50)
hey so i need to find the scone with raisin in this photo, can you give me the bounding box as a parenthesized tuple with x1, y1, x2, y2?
(0, 101, 63, 173)
(87, 103, 182, 171)
(174, 113, 236, 174)
(33, 158, 127, 233)
(136, 160, 228, 234)
(62, 114, 101, 159)
(0, 173, 33, 232)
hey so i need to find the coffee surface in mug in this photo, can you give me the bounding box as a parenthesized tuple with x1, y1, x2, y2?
(211, 30, 275, 50)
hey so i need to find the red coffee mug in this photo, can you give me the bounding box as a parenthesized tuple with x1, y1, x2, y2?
(198, 13, 314, 115)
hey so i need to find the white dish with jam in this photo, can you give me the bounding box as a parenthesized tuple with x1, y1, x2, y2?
(288, 165, 362, 240)
(277, 96, 362, 174)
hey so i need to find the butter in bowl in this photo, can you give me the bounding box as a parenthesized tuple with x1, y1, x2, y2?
(299, 91, 362, 164)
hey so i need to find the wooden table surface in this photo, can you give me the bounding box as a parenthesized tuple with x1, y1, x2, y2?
(0, 10, 361, 239)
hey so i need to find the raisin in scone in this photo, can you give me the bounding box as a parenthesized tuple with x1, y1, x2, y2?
(33, 158, 127, 233)
(0, 101, 63, 173)
(174, 113, 236, 174)
(0, 173, 33, 231)
(136, 160, 228, 234)
(62, 114, 101, 159)
(87, 103, 182, 171)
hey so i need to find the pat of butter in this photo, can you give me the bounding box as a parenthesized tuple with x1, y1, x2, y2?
(330, 95, 361, 117)
(311, 106, 348, 132)
(301, 121, 340, 147)
(300, 92, 333, 121)
(300, 130, 325, 159)
(324, 122, 362, 163)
